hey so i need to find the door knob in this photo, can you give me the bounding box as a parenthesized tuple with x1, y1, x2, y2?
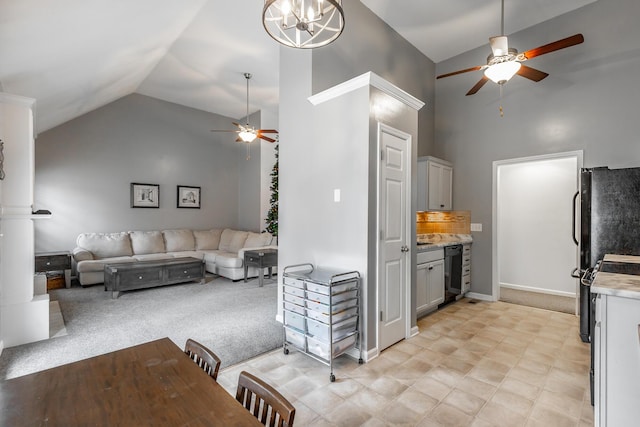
(401, 245, 409, 253)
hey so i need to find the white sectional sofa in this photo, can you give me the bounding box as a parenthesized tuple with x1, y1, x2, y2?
(72, 228, 276, 286)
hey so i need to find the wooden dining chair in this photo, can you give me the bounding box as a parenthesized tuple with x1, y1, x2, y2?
(235, 371, 296, 427)
(184, 338, 221, 381)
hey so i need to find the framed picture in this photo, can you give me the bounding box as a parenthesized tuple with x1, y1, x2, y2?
(131, 183, 160, 208)
(177, 185, 201, 209)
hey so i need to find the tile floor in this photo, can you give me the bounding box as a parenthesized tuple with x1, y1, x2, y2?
(217, 299, 593, 426)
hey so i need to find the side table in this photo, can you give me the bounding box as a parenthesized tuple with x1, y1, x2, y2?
(244, 249, 278, 287)
(35, 251, 72, 288)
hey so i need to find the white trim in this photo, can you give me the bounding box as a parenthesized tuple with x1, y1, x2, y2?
(410, 326, 420, 337)
(308, 72, 425, 110)
(465, 292, 494, 302)
(500, 282, 576, 298)
(492, 150, 584, 303)
(275, 314, 283, 323)
(0, 92, 36, 107)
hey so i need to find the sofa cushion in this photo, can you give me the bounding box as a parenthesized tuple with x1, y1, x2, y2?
(215, 252, 243, 269)
(167, 251, 204, 260)
(219, 229, 249, 253)
(133, 253, 175, 262)
(76, 232, 133, 259)
(194, 229, 223, 250)
(163, 229, 195, 252)
(244, 232, 273, 248)
(130, 231, 165, 255)
(76, 256, 136, 273)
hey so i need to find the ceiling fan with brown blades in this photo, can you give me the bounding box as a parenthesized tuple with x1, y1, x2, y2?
(437, 0, 584, 106)
(211, 73, 278, 144)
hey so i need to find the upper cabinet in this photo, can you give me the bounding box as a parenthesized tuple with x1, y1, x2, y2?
(417, 156, 452, 211)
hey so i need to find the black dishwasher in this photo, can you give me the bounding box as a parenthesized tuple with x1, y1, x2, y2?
(440, 244, 462, 306)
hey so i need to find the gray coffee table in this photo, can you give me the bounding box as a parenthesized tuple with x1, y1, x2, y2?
(243, 249, 278, 287)
(104, 257, 205, 298)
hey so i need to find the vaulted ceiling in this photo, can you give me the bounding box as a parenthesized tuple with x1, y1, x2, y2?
(0, 0, 596, 134)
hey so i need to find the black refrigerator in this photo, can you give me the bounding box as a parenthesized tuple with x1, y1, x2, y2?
(576, 166, 640, 340)
(573, 166, 640, 404)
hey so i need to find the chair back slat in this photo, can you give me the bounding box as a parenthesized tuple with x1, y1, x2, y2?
(184, 338, 221, 381)
(235, 371, 295, 427)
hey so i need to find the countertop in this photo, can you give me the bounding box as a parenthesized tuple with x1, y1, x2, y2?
(416, 233, 472, 252)
(591, 254, 640, 300)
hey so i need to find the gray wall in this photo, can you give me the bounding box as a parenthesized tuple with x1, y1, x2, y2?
(434, 0, 640, 297)
(34, 93, 262, 253)
(314, 0, 436, 156)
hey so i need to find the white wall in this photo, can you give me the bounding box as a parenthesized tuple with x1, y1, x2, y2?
(497, 156, 578, 296)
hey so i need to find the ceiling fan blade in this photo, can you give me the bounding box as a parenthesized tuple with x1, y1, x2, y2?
(517, 65, 549, 82)
(235, 137, 243, 142)
(466, 76, 490, 96)
(520, 34, 584, 61)
(258, 135, 276, 143)
(210, 129, 239, 132)
(437, 66, 484, 79)
(257, 129, 279, 134)
(231, 122, 242, 127)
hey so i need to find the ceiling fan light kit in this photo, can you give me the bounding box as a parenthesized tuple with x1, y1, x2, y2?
(262, 0, 345, 49)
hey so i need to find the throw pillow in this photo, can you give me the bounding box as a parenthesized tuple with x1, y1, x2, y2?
(163, 229, 195, 252)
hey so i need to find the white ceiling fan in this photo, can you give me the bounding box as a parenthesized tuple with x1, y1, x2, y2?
(437, 0, 584, 97)
(211, 73, 278, 144)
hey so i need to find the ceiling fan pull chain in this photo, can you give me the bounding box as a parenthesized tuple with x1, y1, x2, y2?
(499, 84, 504, 117)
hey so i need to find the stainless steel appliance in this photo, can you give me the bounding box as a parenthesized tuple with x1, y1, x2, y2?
(571, 166, 640, 404)
(440, 244, 462, 306)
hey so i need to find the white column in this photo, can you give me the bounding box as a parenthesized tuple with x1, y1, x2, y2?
(0, 92, 49, 349)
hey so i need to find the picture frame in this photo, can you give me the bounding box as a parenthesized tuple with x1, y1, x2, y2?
(177, 185, 201, 209)
(130, 183, 160, 208)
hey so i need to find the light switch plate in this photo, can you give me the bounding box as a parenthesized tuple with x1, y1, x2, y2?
(471, 223, 482, 232)
(334, 189, 341, 202)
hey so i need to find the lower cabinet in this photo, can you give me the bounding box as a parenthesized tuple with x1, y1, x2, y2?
(417, 249, 445, 317)
(594, 293, 640, 426)
(462, 243, 471, 294)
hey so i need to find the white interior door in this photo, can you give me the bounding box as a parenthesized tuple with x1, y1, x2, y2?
(378, 123, 410, 352)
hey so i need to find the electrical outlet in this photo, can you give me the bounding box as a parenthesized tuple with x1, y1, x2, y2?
(471, 223, 482, 232)
(334, 189, 341, 202)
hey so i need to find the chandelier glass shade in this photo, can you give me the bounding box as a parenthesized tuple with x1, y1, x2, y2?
(484, 60, 521, 84)
(262, 0, 345, 49)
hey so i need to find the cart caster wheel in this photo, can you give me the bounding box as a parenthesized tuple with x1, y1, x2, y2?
(283, 348, 289, 355)
(330, 374, 335, 382)
(358, 358, 364, 364)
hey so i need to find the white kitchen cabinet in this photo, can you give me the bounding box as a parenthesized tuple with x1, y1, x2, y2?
(417, 156, 452, 211)
(593, 293, 640, 426)
(416, 249, 445, 317)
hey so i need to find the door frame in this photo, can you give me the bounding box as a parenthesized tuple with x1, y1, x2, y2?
(376, 122, 412, 353)
(492, 150, 583, 307)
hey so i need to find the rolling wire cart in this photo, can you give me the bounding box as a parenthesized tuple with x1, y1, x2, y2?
(282, 263, 363, 382)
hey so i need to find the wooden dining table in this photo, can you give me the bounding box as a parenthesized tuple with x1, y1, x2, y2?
(0, 337, 262, 426)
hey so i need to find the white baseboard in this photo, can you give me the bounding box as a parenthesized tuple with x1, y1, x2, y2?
(0, 339, 3, 356)
(465, 292, 494, 302)
(275, 314, 283, 323)
(500, 282, 576, 298)
(410, 326, 419, 337)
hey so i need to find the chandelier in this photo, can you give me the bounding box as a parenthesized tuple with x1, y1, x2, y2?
(262, 0, 345, 49)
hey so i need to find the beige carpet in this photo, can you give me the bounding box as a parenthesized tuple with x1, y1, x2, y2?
(499, 287, 577, 314)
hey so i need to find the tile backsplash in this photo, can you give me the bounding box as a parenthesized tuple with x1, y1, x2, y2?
(417, 210, 471, 234)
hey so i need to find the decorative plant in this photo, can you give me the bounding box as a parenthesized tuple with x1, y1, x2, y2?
(264, 144, 278, 237)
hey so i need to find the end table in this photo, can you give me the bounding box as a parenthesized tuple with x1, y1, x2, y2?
(35, 251, 72, 288)
(244, 249, 278, 287)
